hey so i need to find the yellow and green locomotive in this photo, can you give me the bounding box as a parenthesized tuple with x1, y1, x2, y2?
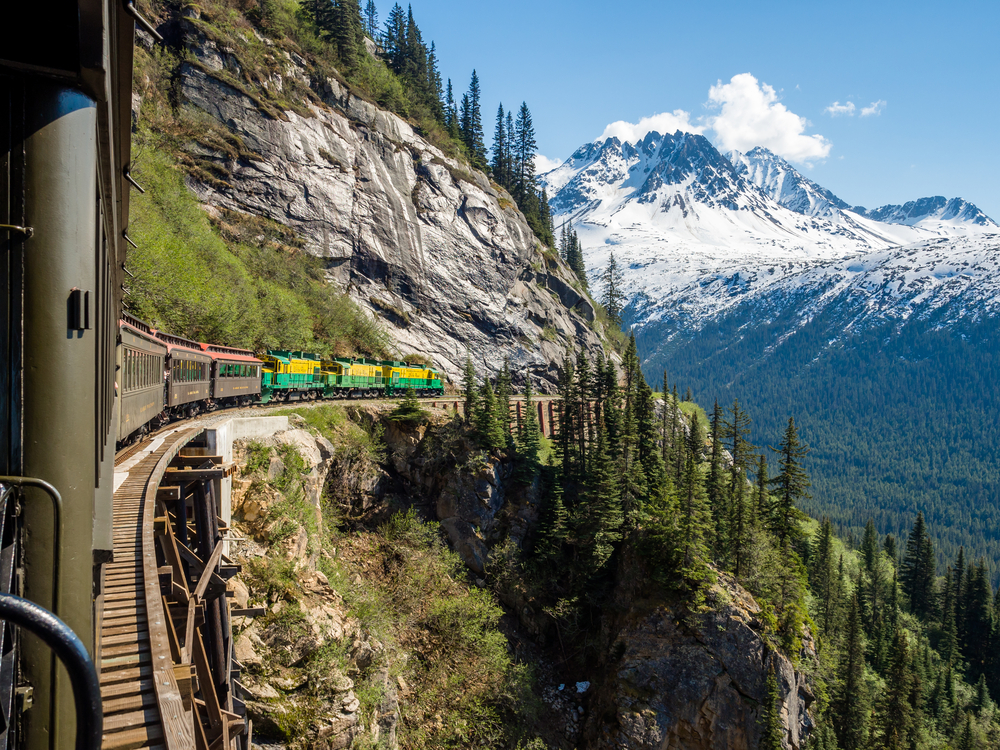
(259, 352, 444, 402)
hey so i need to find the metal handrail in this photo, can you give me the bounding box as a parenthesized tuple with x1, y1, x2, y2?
(0, 477, 62, 616)
(0, 595, 102, 750)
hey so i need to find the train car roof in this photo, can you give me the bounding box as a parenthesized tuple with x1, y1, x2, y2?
(201, 343, 262, 364)
(152, 330, 213, 362)
(119, 318, 168, 353)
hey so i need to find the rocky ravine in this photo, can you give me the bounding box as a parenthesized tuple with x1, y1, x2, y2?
(583, 572, 815, 750)
(227, 408, 815, 749)
(169, 15, 607, 390)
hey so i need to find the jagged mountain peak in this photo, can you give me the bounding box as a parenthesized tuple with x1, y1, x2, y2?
(726, 147, 850, 219)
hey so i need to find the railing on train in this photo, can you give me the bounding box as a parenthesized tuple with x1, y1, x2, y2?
(0, 481, 102, 750)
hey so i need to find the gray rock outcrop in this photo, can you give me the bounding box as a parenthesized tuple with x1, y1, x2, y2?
(584, 574, 815, 749)
(177, 23, 609, 390)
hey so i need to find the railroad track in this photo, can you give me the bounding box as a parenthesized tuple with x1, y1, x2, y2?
(102, 426, 199, 750)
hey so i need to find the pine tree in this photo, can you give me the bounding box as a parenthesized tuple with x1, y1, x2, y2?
(513, 102, 537, 204)
(491, 103, 508, 187)
(760, 663, 785, 750)
(601, 252, 625, 326)
(754, 453, 770, 527)
(678, 452, 712, 593)
(426, 42, 443, 121)
(363, 0, 378, 37)
(463, 70, 486, 168)
(957, 715, 974, 750)
(577, 422, 622, 583)
(462, 353, 477, 426)
(517, 376, 542, 481)
(872, 630, 914, 749)
(707, 400, 729, 563)
(381, 4, 406, 72)
(445, 79, 459, 139)
(834, 593, 869, 750)
(495, 358, 513, 449)
(534, 464, 567, 563)
(477, 378, 506, 451)
(902, 512, 935, 619)
(725, 399, 755, 576)
(769, 416, 810, 547)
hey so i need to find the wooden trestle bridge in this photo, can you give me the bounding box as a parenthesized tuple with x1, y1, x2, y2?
(100, 426, 257, 750)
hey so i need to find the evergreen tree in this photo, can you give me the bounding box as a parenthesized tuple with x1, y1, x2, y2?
(363, 0, 378, 37)
(957, 715, 974, 750)
(462, 353, 477, 426)
(725, 399, 755, 576)
(477, 378, 506, 451)
(769, 416, 810, 546)
(872, 630, 914, 749)
(445, 79, 459, 139)
(381, 3, 406, 72)
(754, 453, 770, 526)
(707, 400, 729, 563)
(759, 664, 785, 750)
(812, 519, 837, 634)
(578, 422, 622, 581)
(834, 594, 869, 750)
(496, 358, 514, 449)
(491, 103, 508, 187)
(678, 452, 712, 593)
(517, 376, 542, 481)
(426, 42, 444, 121)
(534, 463, 567, 563)
(513, 102, 537, 204)
(601, 252, 625, 326)
(902, 512, 936, 619)
(462, 70, 486, 168)
(963, 560, 993, 682)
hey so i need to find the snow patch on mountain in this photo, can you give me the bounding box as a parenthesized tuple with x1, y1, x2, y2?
(541, 130, 998, 334)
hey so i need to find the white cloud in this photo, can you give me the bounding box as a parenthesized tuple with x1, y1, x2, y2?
(706, 73, 831, 164)
(598, 110, 705, 144)
(534, 154, 563, 174)
(825, 101, 856, 117)
(861, 99, 886, 117)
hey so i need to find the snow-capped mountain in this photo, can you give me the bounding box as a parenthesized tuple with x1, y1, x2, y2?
(541, 131, 998, 332)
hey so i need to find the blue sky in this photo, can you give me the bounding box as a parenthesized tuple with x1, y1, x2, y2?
(371, 0, 999, 219)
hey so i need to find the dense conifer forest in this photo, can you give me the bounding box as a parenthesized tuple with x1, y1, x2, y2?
(635, 295, 1000, 586)
(462, 336, 1000, 749)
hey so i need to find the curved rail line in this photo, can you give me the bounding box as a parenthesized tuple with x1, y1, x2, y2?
(101, 425, 200, 750)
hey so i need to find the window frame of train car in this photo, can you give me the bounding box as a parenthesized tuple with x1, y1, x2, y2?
(117, 320, 167, 445)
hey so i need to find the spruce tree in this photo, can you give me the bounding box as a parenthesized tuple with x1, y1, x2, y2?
(754, 453, 770, 527)
(707, 400, 729, 563)
(513, 102, 537, 204)
(477, 378, 506, 451)
(902, 512, 935, 619)
(678, 453, 712, 593)
(872, 630, 914, 749)
(760, 663, 785, 750)
(491, 103, 508, 187)
(769, 416, 810, 546)
(463, 70, 486, 168)
(517, 376, 542, 481)
(445, 79, 459, 139)
(534, 464, 567, 563)
(834, 593, 869, 750)
(496, 358, 513, 449)
(363, 0, 378, 37)
(957, 715, 974, 750)
(601, 252, 625, 325)
(725, 399, 755, 576)
(462, 353, 477, 426)
(579, 422, 622, 581)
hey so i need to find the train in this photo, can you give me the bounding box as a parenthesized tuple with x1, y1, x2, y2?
(118, 313, 445, 447)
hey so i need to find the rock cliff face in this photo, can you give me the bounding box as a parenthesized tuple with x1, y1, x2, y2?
(583, 573, 815, 750)
(176, 17, 606, 389)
